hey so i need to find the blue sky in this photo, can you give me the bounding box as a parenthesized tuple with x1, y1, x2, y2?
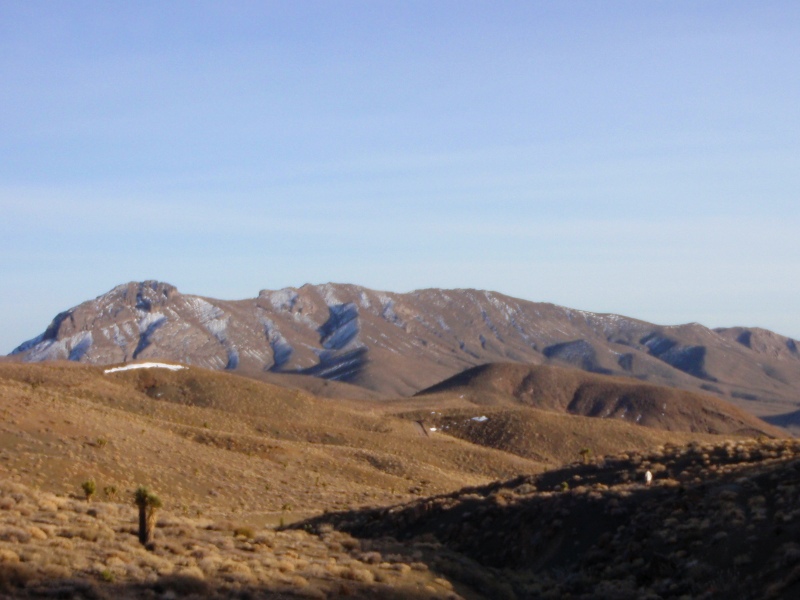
(2, 1, 799, 353)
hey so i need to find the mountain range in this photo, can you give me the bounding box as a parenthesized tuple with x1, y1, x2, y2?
(9, 280, 800, 428)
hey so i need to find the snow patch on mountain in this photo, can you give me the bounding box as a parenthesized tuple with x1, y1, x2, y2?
(186, 298, 224, 325)
(319, 303, 360, 350)
(358, 291, 372, 309)
(22, 338, 61, 361)
(68, 332, 93, 361)
(320, 284, 341, 307)
(261, 318, 293, 368)
(106, 324, 128, 352)
(480, 309, 504, 343)
(20, 330, 94, 362)
(185, 297, 238, 369)
(104, 362, 186, 374)
(302, 348, 367, 381)
(266, 289, 299, 312)
(11, 333, 46, 355)
(380, 296, 405, 328)
(138, 312, 166, 333)
(133, 313, 167, 359)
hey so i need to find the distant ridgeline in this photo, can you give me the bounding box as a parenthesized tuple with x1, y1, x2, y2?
(10, 281, 800, 427)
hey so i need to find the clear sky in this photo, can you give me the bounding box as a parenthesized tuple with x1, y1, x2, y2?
(1, 1, 799, 353)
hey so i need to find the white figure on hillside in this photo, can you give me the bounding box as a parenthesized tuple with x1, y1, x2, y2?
(644, 470, 653, 486)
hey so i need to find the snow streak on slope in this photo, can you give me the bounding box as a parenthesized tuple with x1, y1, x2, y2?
(260, 318, 293, 369)
(104, 362, 186, 374)
(186, 297, 238, 369)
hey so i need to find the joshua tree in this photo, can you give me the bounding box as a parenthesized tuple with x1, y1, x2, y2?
(81, 480, 96, 502)
(134, 486, 162, 546)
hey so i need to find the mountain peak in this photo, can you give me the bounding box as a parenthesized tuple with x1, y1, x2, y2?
(104, 280, 179, 305)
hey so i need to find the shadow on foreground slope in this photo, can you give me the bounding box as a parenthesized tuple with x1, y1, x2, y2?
(296, 438, 800, 600)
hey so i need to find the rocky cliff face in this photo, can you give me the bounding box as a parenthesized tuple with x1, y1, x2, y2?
(10, 281, 800, 417)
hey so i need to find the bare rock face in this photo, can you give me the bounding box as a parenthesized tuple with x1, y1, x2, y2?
(10, 281, 800, 417)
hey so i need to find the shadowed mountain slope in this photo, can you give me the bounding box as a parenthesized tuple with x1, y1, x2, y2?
(297, 438, 800, 599)
(10, 281, 800, 420)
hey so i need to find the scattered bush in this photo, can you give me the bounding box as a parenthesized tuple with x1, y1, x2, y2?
(81, 480, 96, 502)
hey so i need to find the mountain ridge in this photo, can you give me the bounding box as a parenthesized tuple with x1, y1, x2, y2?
(10, 280, 800, 423)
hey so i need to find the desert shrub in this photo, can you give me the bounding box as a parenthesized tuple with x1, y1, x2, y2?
(40, 564, 72, 581)
(218, 560, 255, 584)
(434, 577, 454, 590)
(47, 537, 74, 550)
(392, 563, 411, 574)
(153, 573, 210, 595)
(233, 526, 254, 539)
(45, 579, 104, 599)
(99, 569, 114, 582)
(0, 526, 31, 543)
(0, 548, 20, 563)
(36, 499, 59, 512)
(0, 562, 37, 592)
(27, 526, 48, 540)
(340, 536, 360, 551)
(359, 551, 382, 564)
(277, 559, 297, 573)
(81, 480, 96, 502)
(342, 566, 375, 583)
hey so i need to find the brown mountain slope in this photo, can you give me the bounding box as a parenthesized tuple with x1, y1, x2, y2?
(0, 361, 543, 523)
(415, 363, 784, 437)
(10, 280, 800, 420)
(0, 361, 751, 519)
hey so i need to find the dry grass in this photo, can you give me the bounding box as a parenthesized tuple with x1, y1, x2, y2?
(3, 361, 799, 598)
(0, 478, 472, 599)
(0, 362, 545, 525)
